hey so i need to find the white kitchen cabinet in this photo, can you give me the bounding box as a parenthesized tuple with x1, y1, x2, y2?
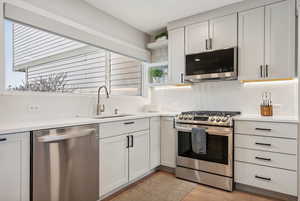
(129, 130, 150, 181)
(238, 7, 265, 81)
(209, 13, 237, 50)
(168, 28, 185, 84)
(100, 135, 129, 196)
(160, 117, 176, 168)
(238, 0, 295, 80)
(185, 21, 209, 54)
(264, 1, 295, 79)
(150, 117, 161, 169)
(185, 13, 237, 54)
(234, 120, 298, 196)
(0, 133, 30, 201)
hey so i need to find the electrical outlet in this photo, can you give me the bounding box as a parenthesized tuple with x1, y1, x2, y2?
(27, 105, 40, 112)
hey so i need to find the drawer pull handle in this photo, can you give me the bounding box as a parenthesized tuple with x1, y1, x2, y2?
(255, 142, 271, 146)
(255, 156, 271, 161)
(124, 122, 135, 125)
(0, 138, 7, 142)
(255, 128, 272, 131)
(255, 175, 271, 181)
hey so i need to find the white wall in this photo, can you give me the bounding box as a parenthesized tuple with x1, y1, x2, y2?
(0, 92, 149, 123)
(151, 80, 298, 117)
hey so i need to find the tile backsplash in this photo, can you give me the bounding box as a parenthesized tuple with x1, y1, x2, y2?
(151, 80, 298, 117)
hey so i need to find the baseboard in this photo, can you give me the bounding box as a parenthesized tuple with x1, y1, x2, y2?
(235, 183, 297, 201)
(158, 165, 175, 174)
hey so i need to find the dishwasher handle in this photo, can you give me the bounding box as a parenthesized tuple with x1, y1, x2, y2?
(38, 128, 96, 143)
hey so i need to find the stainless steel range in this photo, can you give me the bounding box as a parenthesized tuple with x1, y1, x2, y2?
(175, 111, 240, 191)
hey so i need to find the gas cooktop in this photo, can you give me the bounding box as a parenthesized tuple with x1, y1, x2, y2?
(175, 111, 241, 127)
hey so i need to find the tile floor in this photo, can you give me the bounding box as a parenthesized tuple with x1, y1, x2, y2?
(105, 171, 281, 201)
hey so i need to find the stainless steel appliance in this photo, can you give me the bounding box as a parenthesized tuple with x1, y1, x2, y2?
(175, 111, 240, 191)
(185, 47, 237, 82)
(32, 124, 99, 201)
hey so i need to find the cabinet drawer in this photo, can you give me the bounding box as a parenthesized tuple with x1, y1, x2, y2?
(235, 148, 297, 171)
(235, 121, 297, 139)
(100, 118, 149, 138)
(235, 162, 297, 196)
(235, 134, 297, 154)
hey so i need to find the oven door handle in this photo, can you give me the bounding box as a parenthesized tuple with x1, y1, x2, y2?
(175, 126, 231, 136)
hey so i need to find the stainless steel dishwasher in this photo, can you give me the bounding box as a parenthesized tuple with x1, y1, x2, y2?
(31, 124, 99, 201)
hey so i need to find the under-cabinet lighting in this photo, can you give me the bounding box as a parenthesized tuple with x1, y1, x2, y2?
(242, 78, 297, 87)
(152, 85, 192, 90)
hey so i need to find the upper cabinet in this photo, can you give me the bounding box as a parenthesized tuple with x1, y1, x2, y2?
(238, 7, 265, 81)
(264, 1, 295, 79)
(209, 14, 238, 51)
(185, 21, 209, 54)
(168, 28, 185, 84)
(185, 13, 237, 55)
(239, 0, 295, 80)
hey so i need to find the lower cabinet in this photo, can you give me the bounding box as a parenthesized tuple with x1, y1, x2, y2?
(0, 132, 30, 201)
(100, 135, 129, 196)
(150, 117, 161, 169)
(234, 120, 298, 196)
(129, 130, 150, 181)
(160, 117, 176, 168)
(100, 129, 150, 197)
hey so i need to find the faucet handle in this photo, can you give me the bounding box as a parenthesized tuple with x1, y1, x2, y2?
(114, 108, 119, 115)
(96, 104, 105, 115)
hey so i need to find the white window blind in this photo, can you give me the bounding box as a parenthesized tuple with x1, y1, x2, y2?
(11, 21, 143, 95)
(110, 53, 142, 96)
(13, 23, 85, 68)
(27, 49, 107, 93)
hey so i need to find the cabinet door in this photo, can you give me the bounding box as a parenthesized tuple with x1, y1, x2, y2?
(238, 7, 265, 81)
(209, 13, 237, 50)
(0, 133, 30, 201)
(185, 21, 209, 54)
(150, 117, 161, 169)
(160, 117, 176, 168)
(265, 1, 295, 79)
(129, 130, 150, 181)
(100, 135, 129, 196)
(168, 28, 185, 84)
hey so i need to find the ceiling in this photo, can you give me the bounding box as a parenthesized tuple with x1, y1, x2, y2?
(84, 0, 244, 34)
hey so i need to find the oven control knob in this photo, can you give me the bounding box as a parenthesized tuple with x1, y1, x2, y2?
(216, 117, 221, 122)
(222, 117, 229, 122)
(188, 115, 193, 120)
(183, 115, 188, 120)
(210, 116, 215, 121)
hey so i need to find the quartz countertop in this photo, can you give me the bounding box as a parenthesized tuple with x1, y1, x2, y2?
(0, 112, 178, 135)
(234, 115, 299, 123)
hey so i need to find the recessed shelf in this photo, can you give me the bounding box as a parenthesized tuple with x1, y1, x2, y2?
(147, 61, 168, 68)
(147, 40, 168, 50)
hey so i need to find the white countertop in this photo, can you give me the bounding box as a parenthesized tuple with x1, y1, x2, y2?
(0, 112, 178, 135)
(234, 115, 299, 123)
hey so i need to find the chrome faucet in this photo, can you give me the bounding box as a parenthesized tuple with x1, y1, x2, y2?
(97, 85, 110, 115)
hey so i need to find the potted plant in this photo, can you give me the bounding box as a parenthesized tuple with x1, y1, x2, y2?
(150, 68, 164, 83)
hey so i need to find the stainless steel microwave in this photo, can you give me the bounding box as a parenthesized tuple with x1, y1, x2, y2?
(185, 47, 237, 82)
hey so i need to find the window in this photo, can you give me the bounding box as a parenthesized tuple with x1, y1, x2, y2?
(5, 20, 143, 95)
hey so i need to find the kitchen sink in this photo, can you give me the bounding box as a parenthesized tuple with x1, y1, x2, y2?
(92, 114, 133, 119)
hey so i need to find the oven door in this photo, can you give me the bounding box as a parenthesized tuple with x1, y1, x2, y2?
(175, 124, 233, 177)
